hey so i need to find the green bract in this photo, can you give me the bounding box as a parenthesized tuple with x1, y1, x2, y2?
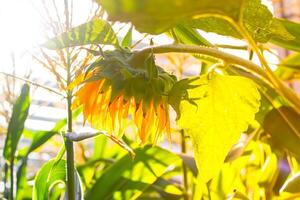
(81, 49, 195, 117)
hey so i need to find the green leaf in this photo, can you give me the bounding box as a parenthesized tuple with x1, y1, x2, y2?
(242, 0, 293, 43)
(99, 0, 293, 43)
(188, 1, 294, 43)
(86, 146, 181, 200)
(185, 17, 241, 39)
(33, 159, 83, 200)
(271, 19, 300, 52)
(170, 24, 213, 46)
(145, 52, 158, 80)
(168, 78, 199, 119)
(3, 84, 30, 162)
(263, 106, 300, 157)
(33, 159, 66, 200)
(178, 75, 260, 182)
(45, 19, 119, 49)
(121, 26, 133, 48)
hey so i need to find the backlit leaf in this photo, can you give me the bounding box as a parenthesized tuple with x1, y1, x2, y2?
(45, 19, 118, 49)
(178, 75, 260, 182)
(3, 84, 30, 162)
(33, 159, 83, 200)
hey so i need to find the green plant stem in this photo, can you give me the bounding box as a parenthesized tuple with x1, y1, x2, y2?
(132, 44, 270, 84)
(65, 92, 75, 200)
(180, 130, 189, 200)
(64, 0, 76, 199)
(9, 160, 14, 200)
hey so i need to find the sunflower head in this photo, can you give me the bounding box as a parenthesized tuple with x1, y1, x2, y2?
(71, 49, 195, 144)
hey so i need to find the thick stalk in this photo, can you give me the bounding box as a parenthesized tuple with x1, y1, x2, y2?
(64, 0, 76, 199)
(65, 43, 76, 200)
(180, 130, 189, 200)
(65, 98, 75, 200)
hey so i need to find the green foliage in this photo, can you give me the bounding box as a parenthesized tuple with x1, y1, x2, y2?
(45, 19, 119, 49)
(3, 84, 30, 163)
(86, 146, 182, 200)
(179, 75, 261, 182)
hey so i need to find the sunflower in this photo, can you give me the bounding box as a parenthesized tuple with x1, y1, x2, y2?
(70, 49, 193, 144)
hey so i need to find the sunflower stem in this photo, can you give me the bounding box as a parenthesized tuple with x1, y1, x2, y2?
(64, 0, 76, 199)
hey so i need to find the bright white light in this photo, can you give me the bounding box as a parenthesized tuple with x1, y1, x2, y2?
(0, 0, 43, 53)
